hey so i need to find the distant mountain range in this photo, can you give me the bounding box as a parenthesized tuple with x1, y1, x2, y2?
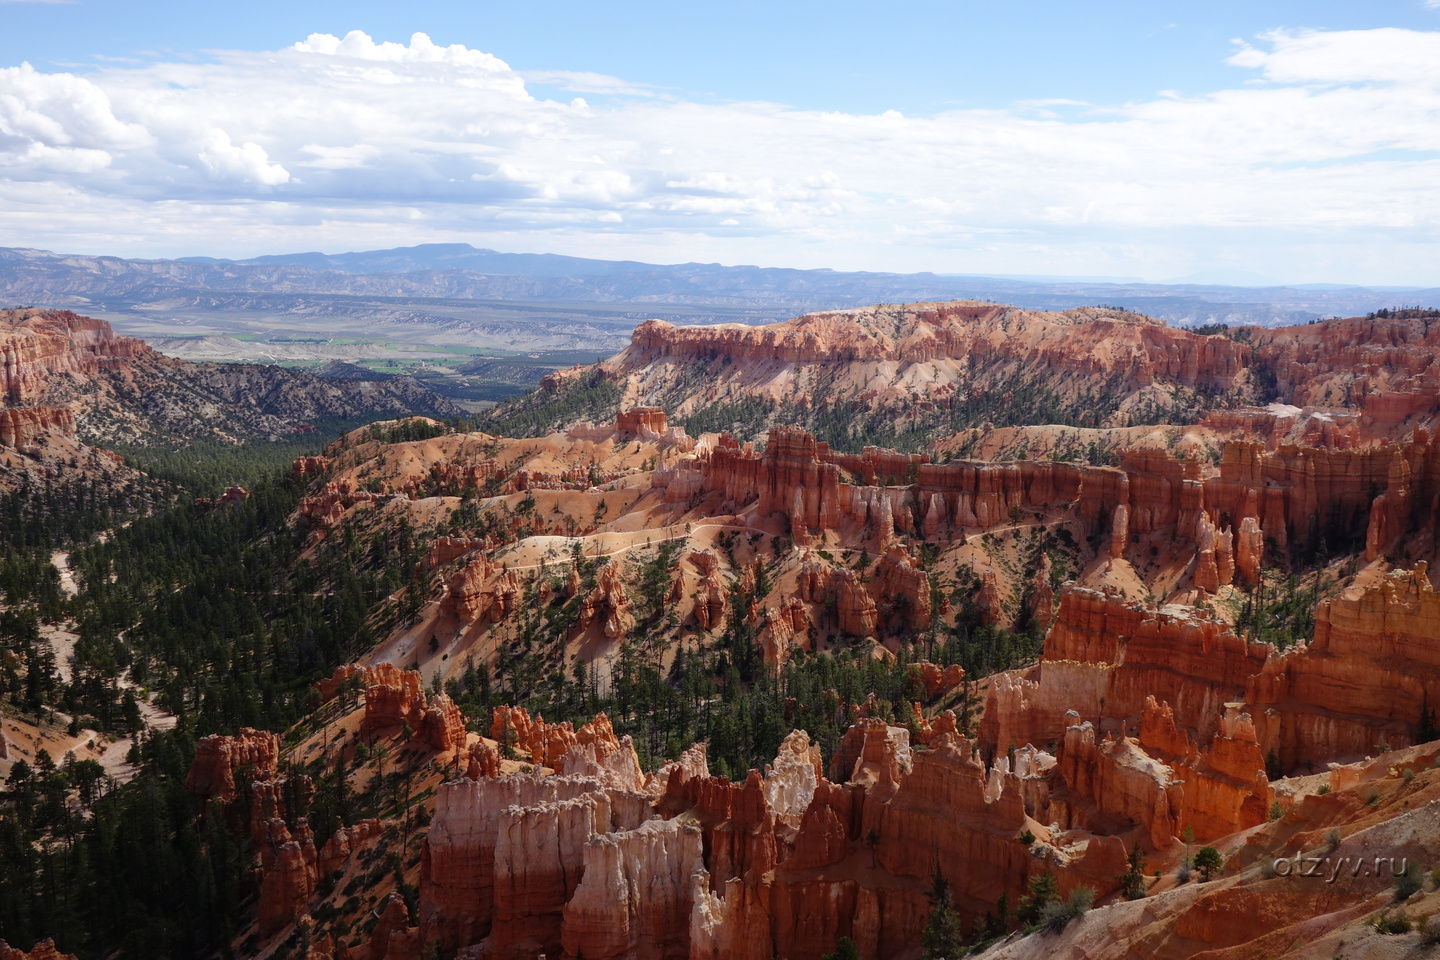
(2, 244, 1436, 342)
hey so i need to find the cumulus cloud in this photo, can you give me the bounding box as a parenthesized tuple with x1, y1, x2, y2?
(1, 28, 1440, 280)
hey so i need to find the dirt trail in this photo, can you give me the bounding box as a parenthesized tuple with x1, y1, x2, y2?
(39, 550, 176, 784)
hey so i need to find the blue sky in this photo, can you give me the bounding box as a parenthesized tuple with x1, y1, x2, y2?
(4, 1, 1440, 283)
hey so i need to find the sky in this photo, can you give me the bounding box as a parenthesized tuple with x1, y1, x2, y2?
(3, 1, 1440, 284)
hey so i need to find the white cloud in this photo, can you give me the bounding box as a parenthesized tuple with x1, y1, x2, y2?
(197, 129, 290, 185)
(2, 28, 1440, 281)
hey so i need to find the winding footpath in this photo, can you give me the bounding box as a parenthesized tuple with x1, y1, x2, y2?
(43, 550, 176, 784)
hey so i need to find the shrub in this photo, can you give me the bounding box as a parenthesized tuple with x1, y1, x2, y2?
(1268, 800, 1285, 821)
(1370, 910, 1412, 934)
(1038, 885, 1093, 933)
(1019, 829, 1036, 846)
(1316, 783, 1330, 795)
(1394, 861, 1423, 902)
(1326, 828, 1342, 852)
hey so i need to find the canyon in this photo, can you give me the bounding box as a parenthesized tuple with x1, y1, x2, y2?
(9, 300, 1440, 960)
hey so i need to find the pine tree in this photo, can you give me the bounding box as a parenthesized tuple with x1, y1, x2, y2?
(1016, 869, 1058, 927)
(921, 860, 963, 958)
(1118, 842, 1148, 900)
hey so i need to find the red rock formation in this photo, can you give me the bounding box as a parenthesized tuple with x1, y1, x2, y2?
(616, 406, 669, 437)
(465, 740, 501, 779)
(316, 663, 387, 703)
(249, 775, 315, 844)
(488, 789, 621, 959)
(560, 817, 704, 960)
(258, 817, 318, 936)
(361, 893, 419, 960)
(446, 557, 521, 624)
(418, 694, 466, 753)
(976, 571, 1005, 628)
(0, 309, 154, 403)
(690, 552, 730, 632)
(490, 705, 534, 755)
(420, 774, 611, 954)
(420, 536, 490, 570)
(985, 564, 1440, 782)
(1028, 553, 1057, 630)
(574, 561, 634, 640)
(870, 544, 931, 632)
(615, 303, 1243, 398)
(1052, 715, 1182, 849)
(0, 407, 75, 447)
(317, 819, 382, 875)
(1249, 563, 1440, 768)
(909, 662, 966, 699)
(359, 665, 426, 740)
(1137, 697, 1272, 841)
(833, 567, 878, 638)
(0, 941, 80, 960)
(291, 455, 332, 482)
(185, 727, 280, 807)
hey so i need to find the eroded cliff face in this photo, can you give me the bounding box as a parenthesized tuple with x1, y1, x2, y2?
(0, 407, 75, 448)
(608, 303, 1247, 436)
(0, 308, 458, 449)
(0, 309, 152, 403)
(380, 713, 1125, 960)
(984, 565, 1440, 835)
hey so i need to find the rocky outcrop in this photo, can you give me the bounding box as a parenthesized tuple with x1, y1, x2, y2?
(258, 817, 318, 936)
(910, 662, 966, 699)
(690, 552, 730, 632)
(291, 455, 332, 482)
(185, 727, 280, 807)
(420, 774, 603, 954)
(0, 309, 152, 403)
(488, 791, 618, 959)
(418, 694, 466, 753)
(986, 564, 1440, 783)
(360, 666, 426, 741)
(977, 571, 1005, 628)
(1249, 563, 1440, 767)
(870, 544, 931, 632)
(318, 819, 382, 875)
(420, 536, 490, 570)
(1053, 714, 1182, 849)
(616, 407, 670, 438)
(0, 941, 80, 960)
(574, 561, 634, 640)
(445, 557, 521, 624)
(610, 304, 1246, 441)
(1027, 554, 1057, 630)
(560, 817, 705, 960)
(249, 775, 315, 844)
(0, 309, 457, 444)
(360, 894, 420, 960)
(0, 407, 75, 447)
(1137, 698, 1272, 841)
